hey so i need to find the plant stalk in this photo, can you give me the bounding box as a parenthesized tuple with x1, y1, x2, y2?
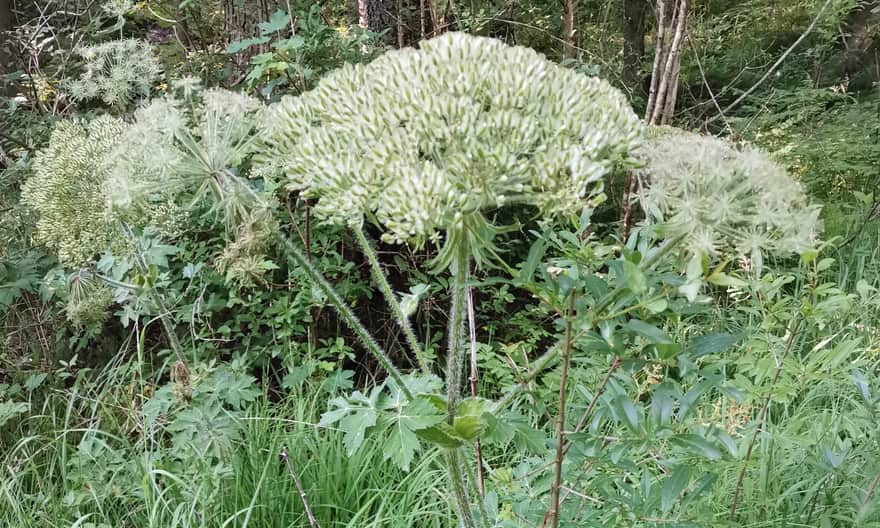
(280, 447, 320, 528)
(352, 224, 431, 374)
(546, 291, 577, 528)
(283, 239, 412, 399)
(466, 286, 485, 497)
(729, 316, 804, 519)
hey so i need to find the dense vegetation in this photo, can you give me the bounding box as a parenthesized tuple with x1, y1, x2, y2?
(1, 1, 879, 527)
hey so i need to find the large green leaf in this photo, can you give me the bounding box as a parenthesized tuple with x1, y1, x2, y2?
(685, 332, 741, 358)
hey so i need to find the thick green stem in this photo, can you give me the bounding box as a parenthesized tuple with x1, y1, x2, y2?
(283, 239, 413, 399)
(444, 448, 477, 528)
(443, 246, 478, 528)
(352, 224, 431, 374)
(446, 248, 469, 422)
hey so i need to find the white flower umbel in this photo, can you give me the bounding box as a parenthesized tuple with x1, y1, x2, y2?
(256, 31, 643, 270)
(68, 39, 159, 107)
(639, 129, 821, 270)
(108, 85, 264, 230)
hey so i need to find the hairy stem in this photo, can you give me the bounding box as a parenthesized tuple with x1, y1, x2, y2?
(352, 224, 431, 374)
(444, 448, 477, 528)
(282, 239, 412, 399)
(446, 248, 469, 422)
(546, 291, 577, 528)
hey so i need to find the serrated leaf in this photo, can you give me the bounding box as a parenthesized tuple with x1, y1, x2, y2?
(415, 423, 465, 448)
(384, 398, 444, 471)
(258, 9, 289, 34)
(226, 36, 270, 53)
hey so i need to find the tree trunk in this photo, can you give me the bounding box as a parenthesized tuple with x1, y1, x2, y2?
(0, 0, 14, 96)
(562, 0, 577, 59)
(842, 0, 880, 88)
(358, 0, 394, 41)
(645, 0, 687, 125)
(622, 0, 647, 96)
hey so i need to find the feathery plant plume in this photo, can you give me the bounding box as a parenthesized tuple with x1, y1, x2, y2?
(65, 269, 114, 328)
(67, 39, 159, 107)
(639, 128, 821, 272)
(256, 32, 643, 270)
(21, 116, 127, 266)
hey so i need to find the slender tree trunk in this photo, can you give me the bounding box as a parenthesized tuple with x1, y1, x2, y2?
(622, 0, 647, 96)
(842, 0, 880, 86)
(0, 0, 14, 96)
(645, 0, 687, 125)
(562, 0, 577, 59)
(397, 0, 406, 47)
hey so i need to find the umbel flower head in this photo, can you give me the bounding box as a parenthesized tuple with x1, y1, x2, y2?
(22, 115, 186, 266)
(21, 116, 127, 265)
(639, 128, 821, 268)
(108, 80, 264, 228)
(68, 39, 159, 107)
(256, 32, 642, 269)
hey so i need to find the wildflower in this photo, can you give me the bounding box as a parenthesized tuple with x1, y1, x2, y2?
(639, 129, 821, 265)
(67, 39, 159, 106)
(256, 32, 642, 269)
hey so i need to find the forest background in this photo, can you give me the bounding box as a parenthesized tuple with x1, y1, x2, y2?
(1, 0, 880, 527)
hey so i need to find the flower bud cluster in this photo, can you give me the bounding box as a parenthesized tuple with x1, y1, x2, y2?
(256, 32, 642, 257)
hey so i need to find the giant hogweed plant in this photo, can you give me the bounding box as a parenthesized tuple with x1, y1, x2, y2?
(20, 32, 822, 526)
(252, 33, 820, 526)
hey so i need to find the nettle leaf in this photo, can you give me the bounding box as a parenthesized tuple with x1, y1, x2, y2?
(319, 391, 379, 455)
(384, 398, 444, 471)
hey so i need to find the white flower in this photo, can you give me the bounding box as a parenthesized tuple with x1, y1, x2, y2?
(256, 32, 642, 267)
(640, 129, 822, 262)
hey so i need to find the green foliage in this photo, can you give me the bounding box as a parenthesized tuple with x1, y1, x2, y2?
(228, 5, 383, 98)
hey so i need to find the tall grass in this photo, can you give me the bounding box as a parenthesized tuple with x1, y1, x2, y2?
(0, 363, 456, 528)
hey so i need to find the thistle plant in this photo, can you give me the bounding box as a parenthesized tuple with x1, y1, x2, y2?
(257, 32, 643, 528)
(67, 39, 160, 107)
